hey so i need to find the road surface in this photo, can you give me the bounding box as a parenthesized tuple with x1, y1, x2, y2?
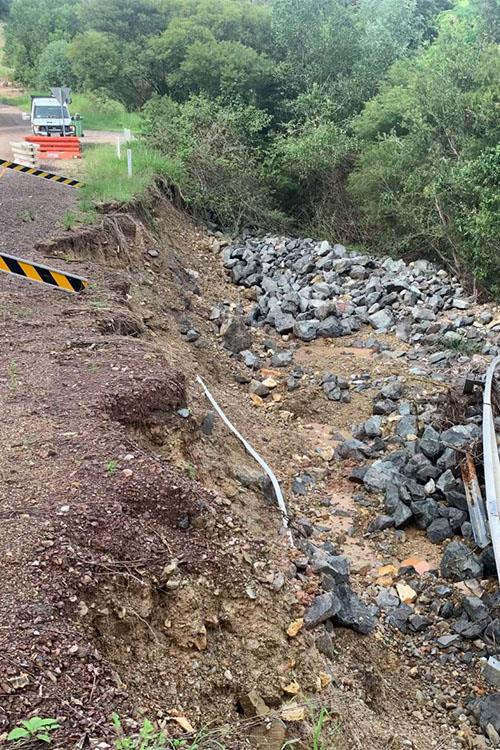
(0, 101, 118, 160)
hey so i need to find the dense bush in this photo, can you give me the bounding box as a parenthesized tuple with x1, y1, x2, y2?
(349, 13, 500, 287)
(3, 0, 499, 292)
(142, 94, 287, 230)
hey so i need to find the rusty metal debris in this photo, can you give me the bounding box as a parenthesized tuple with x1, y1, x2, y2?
(461, 452, 489, 549)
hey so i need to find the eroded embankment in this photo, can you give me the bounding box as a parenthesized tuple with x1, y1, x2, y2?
(0, 184, 498, 750)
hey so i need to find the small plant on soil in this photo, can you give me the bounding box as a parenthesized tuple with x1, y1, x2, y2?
(185, 462, 197, 480)
(7, 716, 60, 744)
(18, 206, 36, 223)
(111, 715, 228, 750)
(62, 211, 78, 231)
(442, 336, 482, 355)
(106, 459, 119, 475)
(8, 359, 18, 388)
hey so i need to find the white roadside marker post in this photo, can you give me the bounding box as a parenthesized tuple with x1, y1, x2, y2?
(127, 149, 132, 178)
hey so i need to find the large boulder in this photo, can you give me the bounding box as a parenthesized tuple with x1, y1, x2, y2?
(221, 317, 252, 353)
(304, 592, 341, 629)
(440, 540, 483, 581)
(471, 693, 500, 732)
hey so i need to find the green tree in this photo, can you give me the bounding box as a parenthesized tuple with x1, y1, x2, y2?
(68, 31, 152, 108)
(37, 38, 75, 87)
(5, 0, 81, 83)
(350, 11, 500, 289)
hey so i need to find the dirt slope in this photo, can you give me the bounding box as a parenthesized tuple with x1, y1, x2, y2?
(0, 185, 493, 750)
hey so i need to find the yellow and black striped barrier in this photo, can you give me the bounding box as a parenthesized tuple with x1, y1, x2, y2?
(0, 158, 84, 188)
(0, 253, 88, 293)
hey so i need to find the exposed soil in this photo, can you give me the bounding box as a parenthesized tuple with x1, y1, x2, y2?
(0, 183, 492, 750)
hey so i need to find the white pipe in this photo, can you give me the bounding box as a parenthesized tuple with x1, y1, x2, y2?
(196, 375, 293, 546)
(483, 354, 500, 582)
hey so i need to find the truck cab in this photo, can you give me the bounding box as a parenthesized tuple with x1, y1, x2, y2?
(30, 96, 75, 136)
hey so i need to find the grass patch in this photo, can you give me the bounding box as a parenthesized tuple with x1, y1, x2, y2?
(79, 141, 183, 210)
(442, 335, 482, 355)
(0, 90, 142, 132)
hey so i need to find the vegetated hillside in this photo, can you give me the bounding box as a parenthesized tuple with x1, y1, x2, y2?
(2, 0, 499, 294)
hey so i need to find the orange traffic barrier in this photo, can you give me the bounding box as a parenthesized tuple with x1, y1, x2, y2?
(25, 136, 81, 160)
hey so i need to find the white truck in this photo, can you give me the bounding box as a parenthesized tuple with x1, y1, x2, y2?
(29, 95, 75, 136)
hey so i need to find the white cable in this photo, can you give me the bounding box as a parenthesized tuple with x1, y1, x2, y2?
(196, 375, 294, 546)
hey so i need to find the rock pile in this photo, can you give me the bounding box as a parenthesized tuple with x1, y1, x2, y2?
(222, 236, 500, 356)
(295, 545, 377, 635)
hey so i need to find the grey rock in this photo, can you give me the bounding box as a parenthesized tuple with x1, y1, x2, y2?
(376, 589, 400, 609)
(480, 546, 497, 578)
(369, 309, 394, 330)
(363, 460, 402, 492)
(271, 350, 293, 367)
(411, 498, 440, 529)
(185, 328, 200, 342)
(304, 592, 341, 629)
(437, 447, 458, 470)
(482, 657, 500, 689)
(451, 617, 489, 639)
(317, 316, 342, 338)
(471, 693, 500, 732)
(392, 500, 413, 528)
(311, 553, 350, 583)
(452, 298, 470, 309)
(409, 614, 432, 632)
(484, 619, 500, 649)
(274, 311, 296, 334)
(333, 583, 377, 634)
(437, 634, 460, 648)
(440, 540, 483, 581)
(429, 351, 451, 364)
(419, 425, 444, 460)
(201, 412, 216, 436)
(293, 319, 319, 341)
(373, 399, 398, 416)
(364, 415, 383, 438)
(436, 469, 456, 495)
(441, 423, 481, 449)
(241, 350, 260, 368)
(396, 415, 419, 440)
(463, 596, 490, 622)
(381, 380, 405, 400)
(426, 518, 454, 544)
(222, 317, 252, 353)
(368, 514, 395, 532)
(292, 474, 315, 496)
(386, 604, 413, 632)
(315, 631, 336, 659)
(249, 380, 270, 397)
(337, 439, 370, 460)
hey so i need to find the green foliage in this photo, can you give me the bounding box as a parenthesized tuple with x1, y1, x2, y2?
(350, 11, 500, 288)
(142, 94, 286, 231)
(7, 716, 60, 744)
(37, 38, 74, 87)
(111, 714, 228, 750)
